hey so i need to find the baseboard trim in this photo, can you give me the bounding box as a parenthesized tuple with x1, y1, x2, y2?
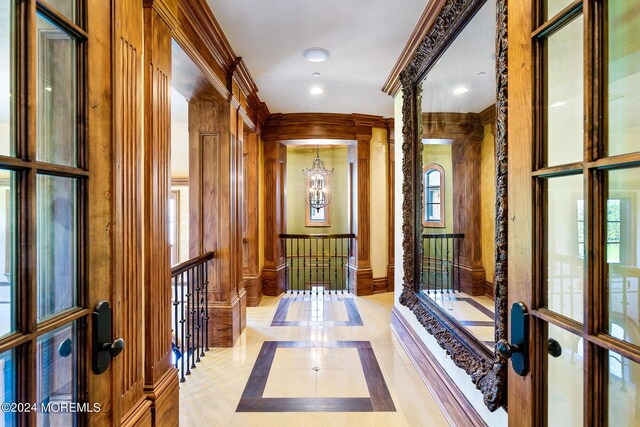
(391, 307, 487, 427)
(484, 280, 494, 298)
(372, 277, 388, 293)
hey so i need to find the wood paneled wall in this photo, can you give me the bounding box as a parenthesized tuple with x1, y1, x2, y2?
(142, 3, 179, 426)
(112, 0, 149, 424)
(348, 136, 374, 296)
(243, 131, 262, 306)
(262, 139, 287, 296)
(189, 101, 246, 346)
(386, 119, 395, 291)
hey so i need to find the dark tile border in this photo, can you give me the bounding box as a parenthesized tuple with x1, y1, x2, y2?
(426, 293, 495, 321)
(270, 297, 363, 326)
(236, 341, 395, 412)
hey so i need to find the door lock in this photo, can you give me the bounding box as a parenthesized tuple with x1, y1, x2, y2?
(92, 301, 125, 374)
(496, 302, 529, 376)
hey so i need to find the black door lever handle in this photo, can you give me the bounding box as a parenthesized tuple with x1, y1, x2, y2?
(101, 338, 125, 358)
(497, 302, 529, 376)
(93, 301, 125, 374)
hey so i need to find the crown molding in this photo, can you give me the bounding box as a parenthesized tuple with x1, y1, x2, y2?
(382, 0, 447, 97)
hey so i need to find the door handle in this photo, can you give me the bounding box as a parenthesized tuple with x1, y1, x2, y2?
(93, 301, 125, 374)
(496, 302, 529, 376)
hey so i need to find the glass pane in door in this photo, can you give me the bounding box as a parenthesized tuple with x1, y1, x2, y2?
(0, 349, 15, 427)
(607, 168, 640, 347)
(548, 323, 583, 426)
(37, 175, 77, 320)
(546, 175, 584, 322)
(36, 14, 77, 167)
(0, 170, 16, 337)
(0, 0, 14, 157)
(608, 1, 640, 156)
(36, 323, 76, 427)
(545, 15, 584, 166)
(608, 350, 639, 426)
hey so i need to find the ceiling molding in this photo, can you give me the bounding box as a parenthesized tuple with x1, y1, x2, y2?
(478, 104, 496, 126)
(262, 113, 389, 142)
(382, 0, 447, 97)
(144, 0, 180, 29)
(422, 112, 484, 140)
(178, 0, 237, 74)
(176, 0, 267, 118)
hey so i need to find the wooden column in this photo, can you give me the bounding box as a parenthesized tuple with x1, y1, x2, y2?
(112, 0, 150, 424)
(348, 126, 374, 296)
(262, 138, 287, 296)
(386, 119, 395, 290)
(452, 132, 486, 296)
(189, 101, 244, 347)
(231, 105, 247, 332)
(142, 2, 179, 425)
(243, 131, 262, 305)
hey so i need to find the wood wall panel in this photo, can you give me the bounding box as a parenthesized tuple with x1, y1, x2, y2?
(189, 101, 245, 346)
(143, 5, 173, 386)
(243, 132, 262, 306)
(348, 138, 373, 296)
(387, 119, 395, 290)
(262, 139, 287, 296)
(142, 5, 179, 424)
(113, 0, 145, 418)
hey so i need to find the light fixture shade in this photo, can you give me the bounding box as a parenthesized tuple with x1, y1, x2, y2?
(302, 148, 333, 211)
(303, 47, 330, 62)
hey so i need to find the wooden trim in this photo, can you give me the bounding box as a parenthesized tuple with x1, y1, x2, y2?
(382, 0, 448, 97)
(479, 104, 496, 126)
(263, 113, 388, 142)
(483, 280, 494, 298)
(171, 177, 189, 186)
(391, 307, 487, 427)
(372, 277, 388, 293)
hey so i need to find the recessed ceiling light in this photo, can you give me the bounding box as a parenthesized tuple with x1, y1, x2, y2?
(453, 87, 469, 95)
(550, 101, 566, 107)
(303, 47, 330, 62)
(310, 87, 324, 95)
(313, 72, 321, 77)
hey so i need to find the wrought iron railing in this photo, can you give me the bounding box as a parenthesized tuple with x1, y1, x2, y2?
(421, 233, 464, 293)
(280, 234, 355, 294)
(171, 251, 214, 382)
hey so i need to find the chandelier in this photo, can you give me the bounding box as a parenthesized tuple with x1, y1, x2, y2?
(302, 146, 333, 212)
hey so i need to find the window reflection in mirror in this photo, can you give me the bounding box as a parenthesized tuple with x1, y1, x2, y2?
(418, 1, 496, 348)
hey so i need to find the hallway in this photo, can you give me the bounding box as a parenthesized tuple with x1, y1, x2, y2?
(179, 293, 449, 426)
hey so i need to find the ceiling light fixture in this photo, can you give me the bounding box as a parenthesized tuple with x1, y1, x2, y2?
(310, 87, 324, 95)
(303, 47, 330, 63)
(313, 72, 320, 77)
(453, 87, 469, 95)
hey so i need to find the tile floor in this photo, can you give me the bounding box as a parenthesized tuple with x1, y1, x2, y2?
(179, 292, 450, 426)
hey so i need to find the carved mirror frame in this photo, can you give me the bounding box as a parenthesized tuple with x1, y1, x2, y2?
(398, 0, 508, 411)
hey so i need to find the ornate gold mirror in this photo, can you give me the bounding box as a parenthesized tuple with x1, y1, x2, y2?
(399, 0, 507, 411)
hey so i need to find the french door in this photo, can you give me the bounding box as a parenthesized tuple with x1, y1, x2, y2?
(0, 0, 96, 425)
(510, 0, 640, 425)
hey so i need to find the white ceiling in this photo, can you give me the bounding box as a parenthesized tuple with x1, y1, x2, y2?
(206, 0, 427, 117)
(421, 1, 496, 114)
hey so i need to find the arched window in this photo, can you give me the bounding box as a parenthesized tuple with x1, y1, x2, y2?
(423, 164, 445, 227)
